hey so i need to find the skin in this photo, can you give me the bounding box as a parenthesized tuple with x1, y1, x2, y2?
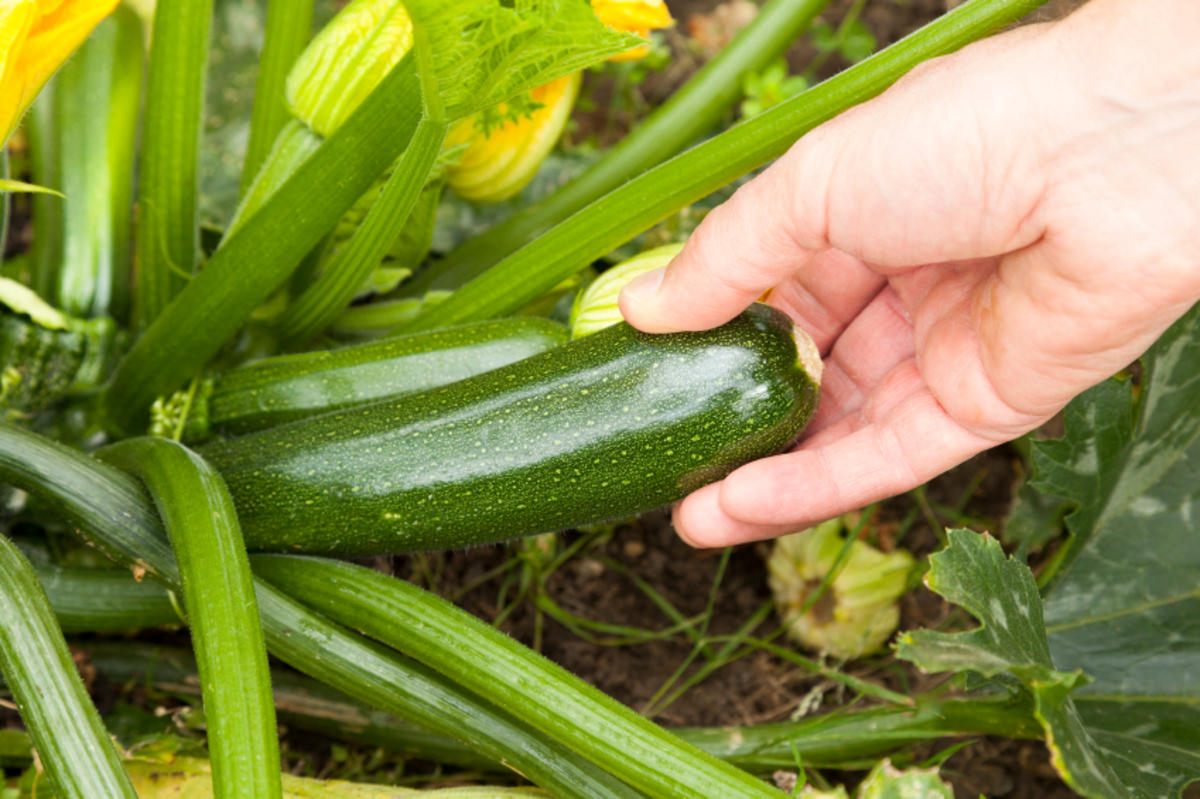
(618, 0, 1200, 547)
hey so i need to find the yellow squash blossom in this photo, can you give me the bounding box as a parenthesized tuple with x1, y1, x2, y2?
(0, 0, 119, 144)
(591, 0, 673, 61)
(445, 72, 581, 204)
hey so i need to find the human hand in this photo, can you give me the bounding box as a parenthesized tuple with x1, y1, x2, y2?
(618, 0, 1200, 547)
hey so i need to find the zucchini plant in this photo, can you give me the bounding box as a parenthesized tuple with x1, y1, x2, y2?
(6, 1, 1195, 798)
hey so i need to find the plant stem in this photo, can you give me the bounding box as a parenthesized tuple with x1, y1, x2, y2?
(276, 118, 447, 343)
(0, 422, 641, 799)
(400, 0, 1052, 333)
(0, 535, 137, 799)
(106, 56, 423, 434)
(26, 92, 61, 300)
(134, 0, 214, 329)
(53, 7, 143, 321)
(83, 642, 1042, 775)
(34, 563, 182, 633)
(253, 554, 784, 799)
(99, 438, 282, 799)
(416, 0, 833, 293)
(240, 0, 314, 196)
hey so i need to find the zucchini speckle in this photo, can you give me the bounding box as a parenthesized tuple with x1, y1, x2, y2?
(202, 304, 820, 554)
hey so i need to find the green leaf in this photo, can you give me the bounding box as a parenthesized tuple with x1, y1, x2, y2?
(899, 304, 1200, 799)
(409, 0, 641, 119)
(1003, 478, 1069, 553)
(0, 179, 63, 197)
(895, 532, 1117, 796)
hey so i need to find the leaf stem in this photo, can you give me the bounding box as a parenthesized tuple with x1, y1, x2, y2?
(240, 0, 314, 196)
(416, 0, 833, 293)
(253, 554, 783, 799)
(0, 535, 136, 799)
(400, 0, 1052, 333)
(99, 438, 282, 799)
(134, 0, 214, 329)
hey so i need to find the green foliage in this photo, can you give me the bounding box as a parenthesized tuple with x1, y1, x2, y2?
(409, 0, 640, 119)
(810, 18, 877, 64)
(741, 59, 808, 120)
(902, 303, 1200, 799)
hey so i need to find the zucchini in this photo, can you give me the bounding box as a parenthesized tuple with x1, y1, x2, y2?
(202, 304, 821, 554)
(208, 317, 568, 433)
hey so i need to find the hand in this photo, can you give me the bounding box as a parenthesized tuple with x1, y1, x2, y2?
(618, 0, 1200, 547)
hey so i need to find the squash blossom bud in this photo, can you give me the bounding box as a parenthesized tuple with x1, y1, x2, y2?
(286, 0, 413, 138)
(569, 242, 683, 338)
(0, 0, 119, 145)
(444, 72, 582, 204)
(591, 0, 674, 61)
(767, 518, 915, 660)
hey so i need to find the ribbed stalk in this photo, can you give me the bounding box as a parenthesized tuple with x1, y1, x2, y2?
(0, 534, 136, 799)
(99, 438, 281, 799)
(106, 56, 423, 434)
(241, 0, 314, 196)
(400, 0, 1052, 333)
(0, 422, 641, 799)
(85, 642, 498, 772)
(26, 95, 61, 300)
(276, 117, 447, 343)
(420, 0, 832, 293)
(35, 563, 181, 633)
(85, 641, 1041, 774)
(134, 0, 214, 329)
(253, 555, 782, 799)
(52, 7, 143, 321)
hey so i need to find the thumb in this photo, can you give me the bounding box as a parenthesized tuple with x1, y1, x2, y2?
(619, 21, 1057, 335)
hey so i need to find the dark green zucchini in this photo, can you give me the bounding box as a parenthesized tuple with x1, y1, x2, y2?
(208, 317, 568, 433)
(202, 304, 820, 554)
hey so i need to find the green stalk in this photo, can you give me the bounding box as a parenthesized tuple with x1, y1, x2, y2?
(253, 555, 782, 799)
(420, 0, 832, 293)
(240, 0, 314, 196)
(0, 534, 136, 799)
(106, 56, 423, 434)
(400, 0, 1051, 333)
(0, 422, 641, 799)
(86, 642, 498, 773)
(276, 118, 447, 343)
(53, 7, 143, 320)
(35, 563, 182, 633)
(99, 438, 281, 799)
(86, 641, 1040, 773)
(679, 697, 1042, 771)
(26, 93, 61, 301)
(134, 0, 214, 329)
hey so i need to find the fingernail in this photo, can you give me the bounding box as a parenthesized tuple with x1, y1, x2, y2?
(622, 266, 665, 302)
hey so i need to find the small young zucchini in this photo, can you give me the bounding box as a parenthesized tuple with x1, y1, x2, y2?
(208, 318, 568, 433)
(202, 304, 821, 554)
